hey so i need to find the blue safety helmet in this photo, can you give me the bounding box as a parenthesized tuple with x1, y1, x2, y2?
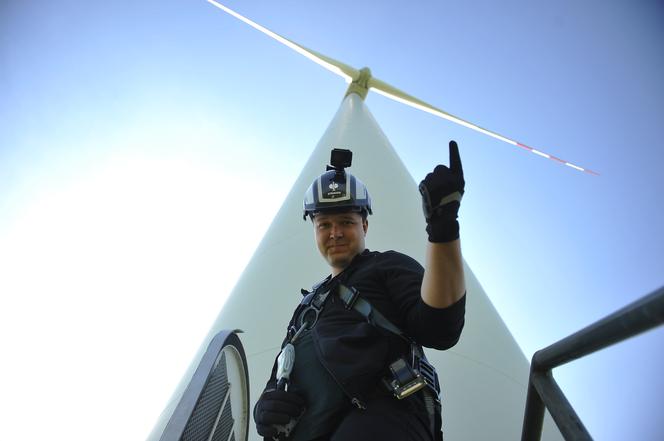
(303, 169, 372, 220)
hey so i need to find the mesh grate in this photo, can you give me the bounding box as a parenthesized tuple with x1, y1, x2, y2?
(182, 352, 234, 441)
(211, 397, 235, 441)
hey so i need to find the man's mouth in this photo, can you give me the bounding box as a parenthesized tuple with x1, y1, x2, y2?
(328, 243, 347, 251)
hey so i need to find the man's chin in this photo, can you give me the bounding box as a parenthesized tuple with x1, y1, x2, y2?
(327, 255, 352, 271)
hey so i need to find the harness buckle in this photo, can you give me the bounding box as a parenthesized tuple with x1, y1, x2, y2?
(343, 286, 361, 310)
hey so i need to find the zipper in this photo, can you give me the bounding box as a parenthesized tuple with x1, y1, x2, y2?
(351, 398, 367, 410)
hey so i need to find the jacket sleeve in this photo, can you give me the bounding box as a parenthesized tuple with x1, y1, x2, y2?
(382, 251, 466, 349)
(407, 294, 465, 349)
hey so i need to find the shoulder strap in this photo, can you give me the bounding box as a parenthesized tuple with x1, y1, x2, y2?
(337, 284, 410, 342)
(338, 283, 439, 396)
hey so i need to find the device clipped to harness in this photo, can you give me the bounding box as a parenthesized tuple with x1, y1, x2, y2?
(383, 344, 440, 400)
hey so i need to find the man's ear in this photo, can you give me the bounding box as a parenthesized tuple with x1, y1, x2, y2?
(363, 218, 369, 235)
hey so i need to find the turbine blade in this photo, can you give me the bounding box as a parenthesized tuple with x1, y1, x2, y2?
(369, 77, 599, 175)
(206, 0, 597, 176)
(207, 0, 358, 83)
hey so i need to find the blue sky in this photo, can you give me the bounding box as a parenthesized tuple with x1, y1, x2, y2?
(1, 1, 663, 440)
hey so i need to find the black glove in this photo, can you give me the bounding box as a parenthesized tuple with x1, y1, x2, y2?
(418, 140, 465, 242)
(254, 388, 306, 438)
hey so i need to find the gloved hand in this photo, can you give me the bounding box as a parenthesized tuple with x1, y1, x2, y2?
(418, 140, 465, 242)
(254, 388, 306, 438)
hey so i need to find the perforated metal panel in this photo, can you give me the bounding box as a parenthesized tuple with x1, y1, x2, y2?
(182, 352, 234, 441)
(211, 400, 235, 441)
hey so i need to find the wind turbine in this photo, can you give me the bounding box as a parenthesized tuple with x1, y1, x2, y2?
(148, 2, 581, 440)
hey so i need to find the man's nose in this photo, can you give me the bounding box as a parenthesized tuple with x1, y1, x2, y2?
(330, 224, 343, 238)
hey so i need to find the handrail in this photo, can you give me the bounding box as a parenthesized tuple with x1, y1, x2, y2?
(521, 286, 664, 441)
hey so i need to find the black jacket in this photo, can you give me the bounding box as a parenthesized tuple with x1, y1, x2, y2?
(265, 249, 466, 406)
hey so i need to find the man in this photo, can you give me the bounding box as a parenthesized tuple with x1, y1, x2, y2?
(254, 141, 467, 440)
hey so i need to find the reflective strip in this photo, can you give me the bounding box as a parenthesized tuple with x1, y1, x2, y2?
(437, 191, 463, 208)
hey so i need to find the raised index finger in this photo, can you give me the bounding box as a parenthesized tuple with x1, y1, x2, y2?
(449, 140, 463, 174)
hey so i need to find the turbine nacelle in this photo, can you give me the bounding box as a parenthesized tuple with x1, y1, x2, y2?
(345, 67, 372, 100)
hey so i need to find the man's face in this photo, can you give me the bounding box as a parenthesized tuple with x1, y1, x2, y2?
(313, 211, 368, 275)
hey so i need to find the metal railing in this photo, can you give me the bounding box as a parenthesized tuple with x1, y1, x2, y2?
(521, 286, 664, 440)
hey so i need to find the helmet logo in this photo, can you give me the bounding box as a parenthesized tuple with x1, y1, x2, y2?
(325, 179, 344, 199)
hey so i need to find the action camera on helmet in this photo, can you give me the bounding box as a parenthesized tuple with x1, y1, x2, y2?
(328, 148, 352, 171)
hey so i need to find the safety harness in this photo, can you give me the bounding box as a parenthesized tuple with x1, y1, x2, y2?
(287, 277, 444, 441)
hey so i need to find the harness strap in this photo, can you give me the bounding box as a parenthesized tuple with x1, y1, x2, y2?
(337, 284, 408, 341)
(290, 281, 333, 340)
(338, 283, 442, 399)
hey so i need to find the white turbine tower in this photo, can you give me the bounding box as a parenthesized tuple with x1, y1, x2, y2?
(149, 2, 578, 440)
